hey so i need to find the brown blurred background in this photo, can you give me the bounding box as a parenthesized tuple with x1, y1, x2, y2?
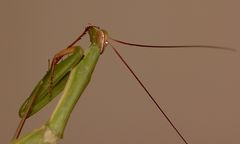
(1, 0, 239, 144)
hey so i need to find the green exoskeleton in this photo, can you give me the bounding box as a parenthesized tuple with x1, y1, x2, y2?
(12, 25, 235, 144)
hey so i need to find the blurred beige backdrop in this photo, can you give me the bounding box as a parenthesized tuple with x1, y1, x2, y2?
(1, 0, 239, 144)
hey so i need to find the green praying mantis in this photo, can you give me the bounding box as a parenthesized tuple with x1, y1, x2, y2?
(11, 25, 235, 144)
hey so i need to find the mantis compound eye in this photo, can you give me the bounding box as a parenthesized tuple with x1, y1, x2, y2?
(99, 29, 109, 54)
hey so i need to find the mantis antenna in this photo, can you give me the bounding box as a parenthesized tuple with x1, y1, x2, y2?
(107, 42, 189, 144)
(106, 37, 235, 144)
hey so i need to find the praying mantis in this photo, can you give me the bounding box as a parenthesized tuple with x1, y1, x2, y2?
(11, 25, 235, 144)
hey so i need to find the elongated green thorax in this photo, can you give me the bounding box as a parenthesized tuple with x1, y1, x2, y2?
(46, 26, 106, 138)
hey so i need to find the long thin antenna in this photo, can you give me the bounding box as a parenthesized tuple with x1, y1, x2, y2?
(110, 37, 236, 52)
(108, 43, 189, 144)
